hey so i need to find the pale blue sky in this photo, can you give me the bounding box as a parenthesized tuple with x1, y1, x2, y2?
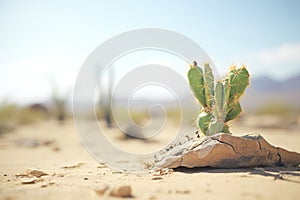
(1, 0, 300, 103)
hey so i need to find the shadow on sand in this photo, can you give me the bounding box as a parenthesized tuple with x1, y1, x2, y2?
(174, 166, 300, 183)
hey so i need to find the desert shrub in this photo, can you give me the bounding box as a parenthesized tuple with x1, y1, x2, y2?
(16, 106, 49, 125)
(0, 103, 17, 134)
(0, 103, 17, 123)
(0, 102, 49, 134)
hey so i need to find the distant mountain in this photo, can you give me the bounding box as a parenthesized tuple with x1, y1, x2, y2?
(242, 74, 300, 112)
(249, 74, 300, 92)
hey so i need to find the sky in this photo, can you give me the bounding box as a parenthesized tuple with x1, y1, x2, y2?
(1, 0, 300, 104)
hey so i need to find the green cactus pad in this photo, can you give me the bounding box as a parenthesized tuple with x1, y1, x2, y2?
(225, 102, 242, 122)
(226, 66, 250, 100)
(197, 111, 212, 134)
(203, 63, 215, 107)
(188, 66, 207, 107)
(214, 81, 226, 117)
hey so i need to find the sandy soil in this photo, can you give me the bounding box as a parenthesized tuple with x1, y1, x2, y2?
(0, 116, 300, 200)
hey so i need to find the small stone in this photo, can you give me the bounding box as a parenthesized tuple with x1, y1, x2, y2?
(48, 182, 55, 185)
(42, 140, 55, 145)
(52, 173, 64, 177)
(175, 189, 190, 194)
(61, 163, 84, 169)
(21, 177, 38, 184)
(151, 176, 163, 180)
(110, 185, 132, 198)
(15, 172, 29, 177)
(274, 174, 284, 180)
(97, 164, 106, 168)
(52, 147, 60, 151)
(29, 170, 48, 178)
(41, 184, 48, 188)
(95, 184, 109, 195)
(153, 168, 173, 176)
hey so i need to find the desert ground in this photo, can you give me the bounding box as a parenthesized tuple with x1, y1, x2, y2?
(0, 115, 300, 200)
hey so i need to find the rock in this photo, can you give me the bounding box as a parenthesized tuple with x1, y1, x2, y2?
(21, 177, 38, 184)
(52, 173, 64, 177)
(95, 184, 110, 195)
(42, 140, 55, 146)
(48, 182, 55, 186)
(95, 184, 132, 197)
(41, 183, 48, 188)
(15, 172, 30, 178)
(52, 147, 60, 151)
(151, 176, 163, 180)
(156, 133, 300, 169)
(16, 170, 48, 178)
(110, 185, 132, 198)
(175, 189, 190, 194)
(153, 168, 173, 176)
(61, 163, 84, 169)
(97, 164, 106, 168)
(29, 170, 48, 178)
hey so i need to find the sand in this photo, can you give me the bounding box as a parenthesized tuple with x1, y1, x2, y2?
(0, 116, 300, 200)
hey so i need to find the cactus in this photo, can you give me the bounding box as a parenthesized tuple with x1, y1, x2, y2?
(188, 62, 249, 136)
(188, 62, 206, 107)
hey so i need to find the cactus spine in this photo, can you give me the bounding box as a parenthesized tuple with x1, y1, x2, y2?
(188, 62, 249, 136)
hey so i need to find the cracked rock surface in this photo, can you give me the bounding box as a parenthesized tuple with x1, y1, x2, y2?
(155, 133, 300, 169)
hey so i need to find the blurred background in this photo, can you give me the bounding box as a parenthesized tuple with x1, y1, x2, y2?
(0, 0, 300, 137)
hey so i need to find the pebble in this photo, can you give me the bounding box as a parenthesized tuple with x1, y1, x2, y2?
(21, 177, 38, 184)
(95, 184, 132, 198)
(61, 163, 84, 169)
(111, 185, 132, 198)
(151, 176, 163, 180)
(95, 184, 109, 195)
(29, 170, 48, 178)
(15, 169, 48, 178)
(175, 189, 190, 194)
(41, 184, 48, 188)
